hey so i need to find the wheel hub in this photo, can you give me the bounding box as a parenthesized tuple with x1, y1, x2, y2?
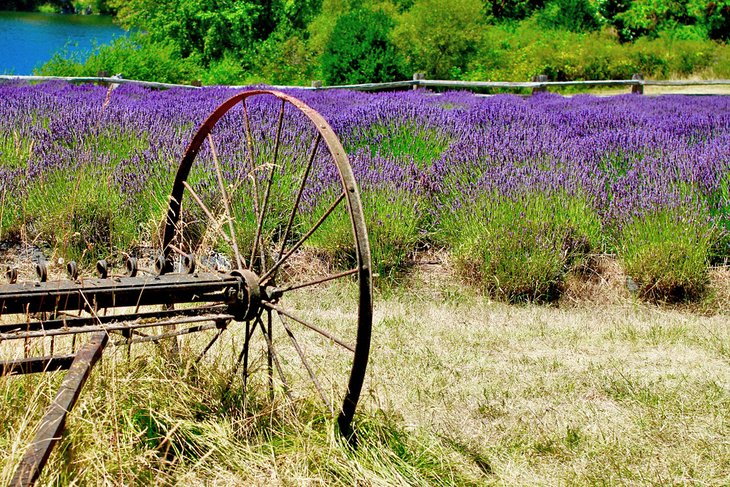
(230, 269, 262, 321)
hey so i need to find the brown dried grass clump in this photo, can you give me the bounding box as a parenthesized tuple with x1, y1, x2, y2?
(560, 255, 632, 306)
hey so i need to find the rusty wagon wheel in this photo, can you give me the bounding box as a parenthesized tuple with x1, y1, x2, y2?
(160, 90, 373, 434)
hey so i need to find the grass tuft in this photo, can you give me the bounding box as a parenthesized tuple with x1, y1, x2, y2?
(444, 192, 602, 302)
(620, 210, 715, 303)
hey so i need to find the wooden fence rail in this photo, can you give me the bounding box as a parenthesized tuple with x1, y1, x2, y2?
(2, 74, 730, 95)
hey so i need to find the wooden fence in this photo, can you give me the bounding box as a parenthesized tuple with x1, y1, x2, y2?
(2, 74, 730, 95)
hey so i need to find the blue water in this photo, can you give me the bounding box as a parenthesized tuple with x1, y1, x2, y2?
(0, 11, 126, 74)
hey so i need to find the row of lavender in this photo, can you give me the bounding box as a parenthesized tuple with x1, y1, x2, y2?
(0, 82, 728, 301)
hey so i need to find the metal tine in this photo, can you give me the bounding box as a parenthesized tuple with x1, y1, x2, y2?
(6, 265, 18, 284)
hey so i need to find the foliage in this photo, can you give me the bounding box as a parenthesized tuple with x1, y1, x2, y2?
(485, 0, 548, 19)
(534, 0, 602, 31)
(444, 193, 602, 302)
(467, 22, 727, 81)
(25, 0, 730, 85)
(615, 0, 730, 40)
(110, 0, 258, 63)
(391, 0, 484, 79)
(620, 209, 715, 302)
(37, 34, 204, 84)
(320, 9, 407, 85)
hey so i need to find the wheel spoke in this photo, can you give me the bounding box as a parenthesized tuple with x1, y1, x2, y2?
(260, 192, 345, 284)
(261, 301, 355, 353)
(277, 133, 322, 267)
(223, 318, 256, 400)
(195, 320, 228, 363)
(208, 134, 245, 271)
(279, 268, 359, 293)
(276, 311, 334, 414)
(182, 181, 233, 246)
(250, 99, 286, 269)
(256, 310, 291, 401)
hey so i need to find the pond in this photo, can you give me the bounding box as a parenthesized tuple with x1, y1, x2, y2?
(0, 11, 126, 75)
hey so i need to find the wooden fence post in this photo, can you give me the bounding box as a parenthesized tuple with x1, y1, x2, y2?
(412, 73, 425, 90)
(631, 73, 644, 95)
(311, 80, 323, 89)
(97, 70, 109, 87)
(531, 74, 548, 95)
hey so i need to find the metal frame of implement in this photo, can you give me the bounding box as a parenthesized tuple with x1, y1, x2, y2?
(0, 89, 373, 486)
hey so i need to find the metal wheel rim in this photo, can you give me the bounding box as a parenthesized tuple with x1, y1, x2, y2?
(161, 89, 373, 434)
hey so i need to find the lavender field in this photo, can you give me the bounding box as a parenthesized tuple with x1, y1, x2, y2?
(1, 83, 730, 485)
(0, 82, 728, 302)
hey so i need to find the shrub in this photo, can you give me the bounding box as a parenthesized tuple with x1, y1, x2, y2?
(320, 9, 407, 85)
(445, 192, 602, 302)
(468, 22, 726, 82)
(391, 0, 484, 79)
(620, 210, 715, 302)
(37, 34, 204, 85)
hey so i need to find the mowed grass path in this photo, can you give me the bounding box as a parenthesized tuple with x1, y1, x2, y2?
(1, 276, 728, 485)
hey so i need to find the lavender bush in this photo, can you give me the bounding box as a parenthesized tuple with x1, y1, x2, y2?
(0, 82, 727, 299)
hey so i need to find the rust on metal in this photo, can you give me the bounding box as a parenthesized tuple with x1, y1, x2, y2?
(1, 354, 76, 376)
(10, 332, 108, 487)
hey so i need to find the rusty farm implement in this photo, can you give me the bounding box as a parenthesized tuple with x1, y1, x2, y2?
(0, 90, 373, 486)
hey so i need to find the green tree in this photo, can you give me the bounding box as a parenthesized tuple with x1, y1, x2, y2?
(614, 0, 730, 40)
(535, 0, 602, 31)
(110, 0, 270, 63)
(392, 0, 484, 79)
(321, 8, 408, 84)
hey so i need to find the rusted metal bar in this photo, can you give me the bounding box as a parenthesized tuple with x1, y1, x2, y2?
(0, 304, 230, 335)
(0, 272, 240, 316)
(10, 332, 108, 487)
(1, 313, 234, 341)
(0, 354, 75, 376)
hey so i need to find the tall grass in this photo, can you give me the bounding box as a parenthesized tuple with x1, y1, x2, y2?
(620, 210, 716, 302)
(2, 283, 728, 484)
(442, 192, 602, 302)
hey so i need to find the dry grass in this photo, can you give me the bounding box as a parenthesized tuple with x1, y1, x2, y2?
(0, 268, 728, 485)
